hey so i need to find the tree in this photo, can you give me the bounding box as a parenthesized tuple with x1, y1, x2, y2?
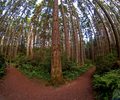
(68, 0, 80, 64)
(51, 0, 63, 84)
(94, 0, 120, 60)
(60, 0, 71, 61)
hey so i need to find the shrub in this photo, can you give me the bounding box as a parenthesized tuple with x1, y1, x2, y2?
(63, 63, 92, 80)
(112, 89, 120, 100)
(93, 69, 120, 100)
(62, 60, 78, 71)
(20, 64, 50, 81)
(0, 54, 6, 78)
(93, 52, 120, 100)
(12, 49, 93, 84)
(12, 48, 51, 81)
(12, 48, 51, 72)
(95, 52, 117, 75)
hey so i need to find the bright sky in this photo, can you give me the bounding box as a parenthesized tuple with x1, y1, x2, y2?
(36, 0, 61, 4)
(36, 0, 77, 6)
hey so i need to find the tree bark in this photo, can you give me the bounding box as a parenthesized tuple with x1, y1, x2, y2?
(61, 0, 71, 61)
(51, 0, 63, 84)
(95, 0, 120, 59)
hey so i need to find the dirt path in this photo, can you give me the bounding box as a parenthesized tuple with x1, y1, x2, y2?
(0, 67, 96, 100)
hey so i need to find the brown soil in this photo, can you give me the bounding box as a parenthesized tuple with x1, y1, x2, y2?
(0, 66, 96, 100)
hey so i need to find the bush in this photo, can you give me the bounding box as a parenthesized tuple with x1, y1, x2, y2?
(61, 53, 77, 71)
(93, 69, 120, 100)
(0, 54, 6, 78)
(20, 64, 50, 81)
(112, 89, 120, 100)
(63, 63, 92, 80)
(93, 52, 120, 100)
(12, 49, 93, 84)
(12, 49, 51, 72)
(95, 52, 117, 75)
(62, 60, 78, 71)
(12, 48, 51, 81)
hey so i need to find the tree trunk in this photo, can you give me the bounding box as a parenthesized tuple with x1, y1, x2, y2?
(61, 0, 70, 61)
(76, 14, 84, 65)
(68, 0, 80, 64)
(95, 0, 120, 59)
(51, 0, 63, 84)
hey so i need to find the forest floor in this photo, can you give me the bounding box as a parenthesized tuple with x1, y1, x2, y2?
(0, 66, 96, 100)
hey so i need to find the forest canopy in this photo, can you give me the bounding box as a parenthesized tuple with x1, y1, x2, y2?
(0, 0, 120, 100)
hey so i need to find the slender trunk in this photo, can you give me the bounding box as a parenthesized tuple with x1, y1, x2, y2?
(0, 36, 5, 54)
(26, 34, 30, 57)
(76, 14, 84, 65)
(95, 0, 120, 59)
(61, 0, 70, 61)
(68, 0, 79, 64)
(87, 0, 111, 53)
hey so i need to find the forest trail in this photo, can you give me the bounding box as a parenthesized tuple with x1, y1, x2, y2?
(0, 66, 96, 100)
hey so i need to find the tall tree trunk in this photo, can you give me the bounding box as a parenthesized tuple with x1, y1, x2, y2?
(29, 26, 34, 59)
(95, 0, 120, 59)
(68, 0, 80, 64)
(0, 36, 5, 54)
(87, 0, 111, 53)
(51, 0, 63, 84)
(61, 0, 70, 61)
(76, 14, 84, 65)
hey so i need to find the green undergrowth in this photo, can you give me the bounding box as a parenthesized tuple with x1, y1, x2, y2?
(63, 63, 93, 80)
(93, 69, 120, 100)
(11, 53, 93, 84)
(20, 64, 51, 81)
(93, 51, 120, 100)
(94, 52, 118, 75)
(19, 62, 93, 84)
(0, 54, 6, 78)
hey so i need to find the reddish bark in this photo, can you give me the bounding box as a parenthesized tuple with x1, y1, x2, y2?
(61, 0, 71, 61)
(51, 0, 63, 84)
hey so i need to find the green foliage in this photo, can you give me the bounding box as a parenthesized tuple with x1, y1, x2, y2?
(0, 54, 6, 78)
(93, 69, 120, 100)
(61, 53, 93, 80)
(62, 60, 78, 72)
(63, 63, 92, 80)
(13, 48, 51, 71)
(85, 59, 94, 65)
(12, 48, 51, 81)
(112, 89, 120, 100)
(93, 52, 120, 100)
(95, 52, 118, 75)
(12, 48, 93, 84)
(11, 50, 93, 84)
(20, 64, 50, 81)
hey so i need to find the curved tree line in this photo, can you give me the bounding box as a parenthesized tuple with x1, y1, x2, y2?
(0, 0, 120, 83)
